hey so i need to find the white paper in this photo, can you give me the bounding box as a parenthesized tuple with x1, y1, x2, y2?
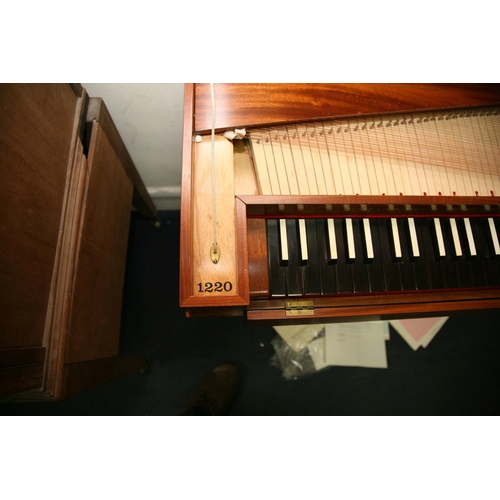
(273, 324, 324, 353)
(308, 337, 327, 370)
(324, 321, 388, 368)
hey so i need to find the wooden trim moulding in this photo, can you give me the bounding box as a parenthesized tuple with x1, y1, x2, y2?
(246, 298, 500, 325)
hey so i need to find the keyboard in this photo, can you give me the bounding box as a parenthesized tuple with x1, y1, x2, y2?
(266, 215, 500, 297)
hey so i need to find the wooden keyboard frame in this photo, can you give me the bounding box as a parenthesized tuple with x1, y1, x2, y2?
(180, 83, 500, 323)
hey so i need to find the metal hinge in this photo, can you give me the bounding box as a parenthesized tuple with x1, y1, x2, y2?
(285, 300, 314, 316)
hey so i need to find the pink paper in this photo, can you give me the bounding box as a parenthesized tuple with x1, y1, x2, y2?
(390, 317, 448, 350)
(397, 318, 444, 343)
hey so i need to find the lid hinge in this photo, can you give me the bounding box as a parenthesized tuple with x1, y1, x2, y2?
(285, 300, 314, 317)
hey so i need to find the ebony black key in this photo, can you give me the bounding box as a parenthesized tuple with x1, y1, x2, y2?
(350, 218, 370, 293)
(284, 219, 302, 296)
(471, 218, 500, 287)
(439, 217, 461, 289)
(495, 217, 500, 246)
(336, 218, 353, 294)
(315, 219, 337, 295)
(396, 218, 418, 291)
(457, 217, 486, 288)
(404, 218, 430, 291)
(378, 218, 404, 291)
(364, 218, 385, 292)
(302, 219, 322, 295)
(490, 217, 500, 256)
(266, 219, 286, 297)
(374, 219, 401, 292)
(445, 218, 474, 288)
(416, 218, 447, 289)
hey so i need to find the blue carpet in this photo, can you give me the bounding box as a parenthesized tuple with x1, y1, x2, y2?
(2, 210, 500, 415)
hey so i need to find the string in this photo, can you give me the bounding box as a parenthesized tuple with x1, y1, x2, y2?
(381, 116, 398, 195)
(351, 117, 364, 195)
(291, 124, 308, 195)
(489, 110, 500, 196)
(284, 125, 299, 195)
(328, 120, 346, 195)
(396, 114, 414, 195)
(321, 121, 338, 195)
(432, 111, 453, 196)
(358, 117, 373, 195)
(449, 110, 472, 195)
(471, 109, 487, 195)
(210, 83, 217, 254)
(248, 105, 500, 201)
(340, 119, 354, 194)
(372, 116, 388, 195)
(481, 110, 498, 195)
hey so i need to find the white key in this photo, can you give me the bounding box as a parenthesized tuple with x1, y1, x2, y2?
(434, 218, 446, 257)
(391, 218, 402, 259)
(346, 218, 355, 260)
(449, 218, 462, 257)
(298, 219, 308, 262)
(488, 218, 500, 255)
(464, 218, 477, 256)
(279, 219, 289, 263)
(327, 218, 337, 261)
(363, 218, 374, 261)
(408, 218, 420, 258)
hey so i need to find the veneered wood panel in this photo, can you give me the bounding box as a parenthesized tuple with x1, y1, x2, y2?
(194, 83, 500, 132)
(86, 98, 157, 221)
(0, 84, 82, 348)
(0, 347, 46, 369)
(247, 218, 268, 298)
(0, 365, 44, 397)
(65, 122, 133, 363)
(191, 136, 238, 298)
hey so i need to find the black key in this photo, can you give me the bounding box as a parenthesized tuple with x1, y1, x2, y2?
(406, 218, 431, 291)
(364, 218, 385, 293)
(495, 217, 500, 249)
(373, 219, 400, 292)
(266, 219, 286, 297)
(446, 218, 474, 289)
(350, 218, 370, 293)
(336, 218, 353, 294)
(315, 219, 337, 295)
(439, 217, 461, 289)
(471, 218, 500, 286)
(416, 218, 447, 289)
(396, 218, 418, 291)
(457, 217, 487, 287)
(490, 217, 500, 257)
(284, 219, 302, 296)
(302, 219, 322, 295)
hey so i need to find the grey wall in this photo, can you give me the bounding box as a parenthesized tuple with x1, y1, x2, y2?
(83, 83, 184, 210)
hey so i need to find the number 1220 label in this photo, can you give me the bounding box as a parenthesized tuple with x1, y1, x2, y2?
(197, 281, 233, 293)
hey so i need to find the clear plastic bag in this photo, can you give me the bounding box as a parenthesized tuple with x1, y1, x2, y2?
(270, 328, 326, 380)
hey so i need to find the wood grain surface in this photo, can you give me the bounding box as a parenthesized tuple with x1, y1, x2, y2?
(194, 83, 500, 132)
